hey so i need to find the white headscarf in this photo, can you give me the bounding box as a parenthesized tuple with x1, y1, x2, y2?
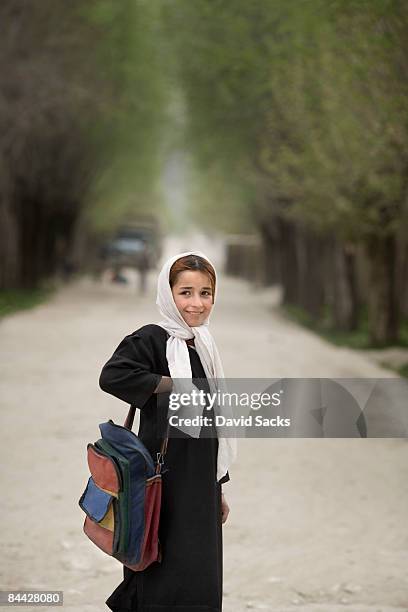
(156, 250, 237, 483)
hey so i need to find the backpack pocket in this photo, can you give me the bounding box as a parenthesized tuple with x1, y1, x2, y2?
(87, 443, 121, 494)
(79, 476, 121, 556)
(79, 476, 115, 522)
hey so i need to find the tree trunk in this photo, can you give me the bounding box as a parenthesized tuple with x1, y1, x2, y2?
(299, 228, 325, 322)
(278, 218, 300, 306)
(0, 196, 20, 289)
(258, 219, 281, 286)
(364, 233, 400, 345)
(397, 234, 408, 319)
(331, 241, 360, 331)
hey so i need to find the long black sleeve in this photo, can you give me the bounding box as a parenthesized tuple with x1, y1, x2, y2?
(99, 331, 163, 409)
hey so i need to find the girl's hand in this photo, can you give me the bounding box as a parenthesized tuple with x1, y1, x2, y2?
(221, 493, 230, 524)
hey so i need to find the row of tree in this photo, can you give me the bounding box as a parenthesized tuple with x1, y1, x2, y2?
(162, 0, 408, 344)
(0, 0, 164, 289)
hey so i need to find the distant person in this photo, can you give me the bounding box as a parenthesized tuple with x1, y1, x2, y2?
(111, 268, 128, 284)
(111, 255, 128, 284)
(61, 257, 76, 281)
(99, 251, 237, 612)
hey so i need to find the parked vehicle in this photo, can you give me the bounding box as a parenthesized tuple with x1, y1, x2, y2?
(102, 216, 162, 268)
(98, 216, 163, 291)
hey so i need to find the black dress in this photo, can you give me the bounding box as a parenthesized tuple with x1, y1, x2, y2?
(99, 324, 230, 612)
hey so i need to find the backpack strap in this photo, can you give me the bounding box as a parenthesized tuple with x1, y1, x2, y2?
(124, 405, 136, 430)
(123, 405, 170, 475)
(155, 420, 170, 475)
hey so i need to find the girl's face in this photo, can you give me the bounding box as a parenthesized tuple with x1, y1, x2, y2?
(171, 270, 214, 327)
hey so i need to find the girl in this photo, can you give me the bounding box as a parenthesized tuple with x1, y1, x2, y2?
(99, 250, 237, 612)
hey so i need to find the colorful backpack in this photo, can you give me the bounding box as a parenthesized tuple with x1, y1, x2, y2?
(78, 406, 169, 571)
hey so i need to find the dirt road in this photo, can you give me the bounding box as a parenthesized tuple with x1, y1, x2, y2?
(1, 235, 407, 612)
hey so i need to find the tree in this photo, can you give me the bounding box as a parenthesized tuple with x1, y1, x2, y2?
(163, 0, 408, 344)
(0, 0, 165, 289)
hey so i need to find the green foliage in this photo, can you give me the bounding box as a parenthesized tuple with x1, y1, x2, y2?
(79, 0, 167, 233)
(284, 303, 408, 350)
(160, 0, 278, 229)
(397, 362, 408, 378)
(0, 0, 167, 290)
(0, 288, 54, 319)
(162, 0, 408, 239)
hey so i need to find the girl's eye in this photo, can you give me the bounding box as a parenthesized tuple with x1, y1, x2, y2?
(179, 290, 212, 296)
